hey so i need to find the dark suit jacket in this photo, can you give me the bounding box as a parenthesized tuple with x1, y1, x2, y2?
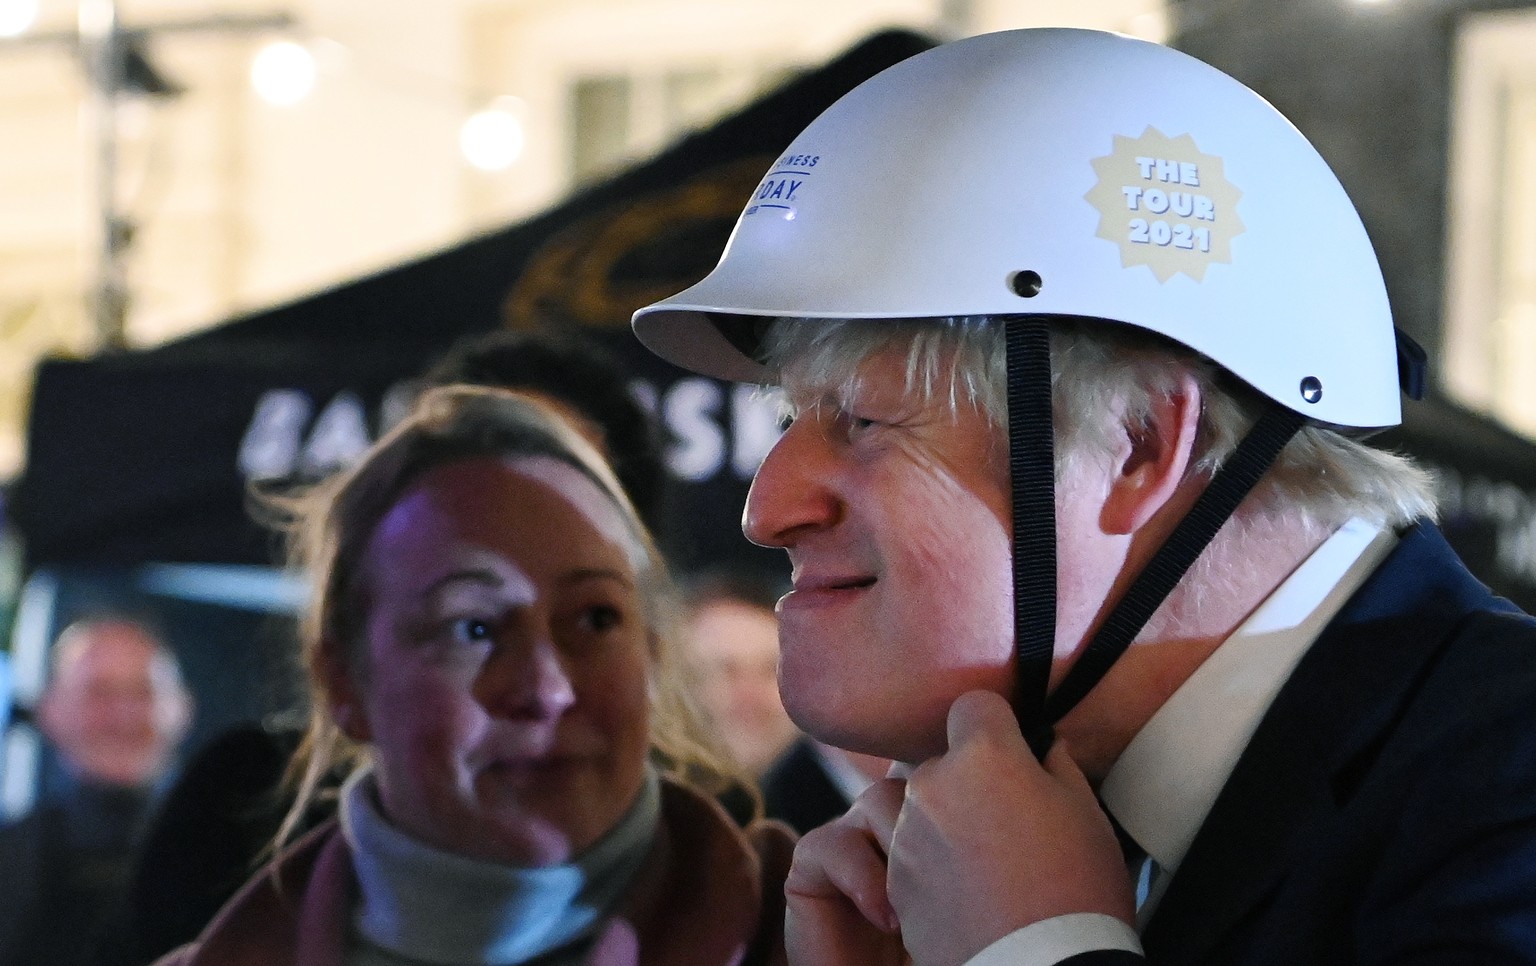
(1103, 521, 1536, 964)
(762, 737, 852, 835)
(0, 784, 153, 966)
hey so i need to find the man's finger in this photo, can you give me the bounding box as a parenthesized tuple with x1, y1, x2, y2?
(1040, 736, 1095, 800)
(786, 820, 901, 932)
(847, 776, 905, 856)
(946, 688, 1028, 755)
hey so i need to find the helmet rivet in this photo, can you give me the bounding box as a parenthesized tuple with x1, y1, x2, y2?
(1009, 270, 1043, 298)
(1300, 376, 1323, 404)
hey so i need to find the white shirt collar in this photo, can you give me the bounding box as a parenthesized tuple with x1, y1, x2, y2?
(1099, 518, 1398, 883)
(810, 740, 878, 804)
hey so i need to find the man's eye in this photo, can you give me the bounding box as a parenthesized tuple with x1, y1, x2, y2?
(844, 412, 880, 439)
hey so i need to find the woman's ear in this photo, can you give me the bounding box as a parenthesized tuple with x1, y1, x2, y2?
(323, 641, 372, 742)
(1101, 373, 1203, 536)
(334, 700, 372, 742)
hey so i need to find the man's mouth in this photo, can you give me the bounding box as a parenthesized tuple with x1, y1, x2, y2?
(795, 570, 877, 591)
(781, 573, 877, 610)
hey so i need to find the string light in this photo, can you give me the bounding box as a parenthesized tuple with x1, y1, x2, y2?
(250, 39, 316, 106)
(244, 35, 529, 169)
(0, 0, 38, 38)
(459, 98, 526, 171)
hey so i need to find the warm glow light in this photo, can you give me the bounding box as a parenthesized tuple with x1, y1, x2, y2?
(459, 104, 525, 171)
(0, 0, 38, 38)
(251, 40, 317, 106)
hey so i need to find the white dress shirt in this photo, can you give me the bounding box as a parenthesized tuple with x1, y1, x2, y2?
(967, 518, 1399, 965)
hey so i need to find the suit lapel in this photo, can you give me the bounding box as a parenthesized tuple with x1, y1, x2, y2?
(1141, 523, 1497, 963)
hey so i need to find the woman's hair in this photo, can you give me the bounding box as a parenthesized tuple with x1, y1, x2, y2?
(419, 330, 667, 532)
(762, 316, 1436, 533)
(261, 385, 736, 852)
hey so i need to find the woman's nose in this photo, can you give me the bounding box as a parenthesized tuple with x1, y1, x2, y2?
(743, 418, 843, 548)
(476, 634, 576, 720)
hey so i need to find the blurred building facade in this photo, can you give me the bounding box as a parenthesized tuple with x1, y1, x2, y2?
(0, 0, 1167, 477)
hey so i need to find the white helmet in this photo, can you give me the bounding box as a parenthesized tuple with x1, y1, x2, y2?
(633, 27, 1400, 430)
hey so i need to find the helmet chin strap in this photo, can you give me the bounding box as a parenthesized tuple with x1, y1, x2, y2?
(1005, 317, 1059, 759)
(1005, 317, 1305, 759)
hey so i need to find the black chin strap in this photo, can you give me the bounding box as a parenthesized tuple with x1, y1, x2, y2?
(1006, 318, 1058, 759)
(1043, 407, 1303, 723)
(1005, 316, 1306, 757)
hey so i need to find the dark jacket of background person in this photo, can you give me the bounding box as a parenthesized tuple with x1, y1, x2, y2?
(154, 777, 792, 966)
(761, 738, 854, 837)
(0, 783, 155, 966)
(90, 722, 315, 966)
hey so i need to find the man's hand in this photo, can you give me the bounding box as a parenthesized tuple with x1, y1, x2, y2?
(784, 777, 911, 966)
(887, 690, 1136, 966)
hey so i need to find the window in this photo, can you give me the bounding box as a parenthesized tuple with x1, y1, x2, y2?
(569, 65, 791, 185)
(1445, 9, 1536, 435)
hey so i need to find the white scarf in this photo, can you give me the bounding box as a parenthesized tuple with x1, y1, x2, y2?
(340, 765, 660, 965)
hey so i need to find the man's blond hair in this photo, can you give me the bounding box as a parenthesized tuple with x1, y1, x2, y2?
(764, 316, 1436, 532)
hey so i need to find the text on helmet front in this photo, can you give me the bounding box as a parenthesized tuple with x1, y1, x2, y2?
(743, 154, 820, 220)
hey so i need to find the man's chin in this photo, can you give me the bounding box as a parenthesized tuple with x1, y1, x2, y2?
(788, 707, 939, 763)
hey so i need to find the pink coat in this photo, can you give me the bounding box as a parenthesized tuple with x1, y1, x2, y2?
(156, 779, 794, 966)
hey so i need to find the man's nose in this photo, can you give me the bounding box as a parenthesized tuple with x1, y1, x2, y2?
(743, 419, 842, 548)
(475, 634, 577, 720)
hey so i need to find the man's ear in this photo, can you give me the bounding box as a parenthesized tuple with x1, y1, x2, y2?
(1101, 373, 1203, 535)
(160, 686, 195, 745)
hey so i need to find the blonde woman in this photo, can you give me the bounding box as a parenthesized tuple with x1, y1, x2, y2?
(159, 387, 792, 965)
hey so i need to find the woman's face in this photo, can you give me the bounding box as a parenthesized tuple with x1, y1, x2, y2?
(348, 455, 652, 866)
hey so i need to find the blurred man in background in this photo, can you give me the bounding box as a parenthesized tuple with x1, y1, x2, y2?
(0, 617, 193, 966)
(684, 568, 801, 777)
(761, 732, 889, 838)
(684, 567, 890, 833)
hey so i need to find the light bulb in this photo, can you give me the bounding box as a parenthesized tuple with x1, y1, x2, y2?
(251, 40, 317, 107)
(0, 0, 39, 38)
(460, 107, 525, 172)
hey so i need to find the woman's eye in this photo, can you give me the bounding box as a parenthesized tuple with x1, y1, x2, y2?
(450, 618, 494, 645)
(580, 606, 624, 633)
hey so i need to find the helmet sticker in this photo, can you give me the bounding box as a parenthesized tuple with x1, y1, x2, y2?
(1085, 128, 1244, 282)
(743, 153, 820, 221)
